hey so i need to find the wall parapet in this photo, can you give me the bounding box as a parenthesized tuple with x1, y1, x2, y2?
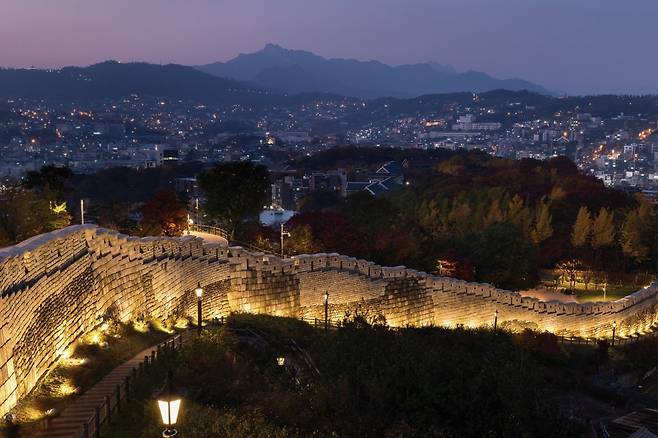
(0, 225, 657, 417)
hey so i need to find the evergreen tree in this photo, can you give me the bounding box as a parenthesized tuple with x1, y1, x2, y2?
(591, 208, 615, 249)
(571, 206, 592, 248)
(507, 195, 524, 222)
(531, 200, 553, 245)
(484, 199, 505, 226)
(447, 201, 472, 235)
(507, 195, 534, 239)
(637, 199, 654, 229)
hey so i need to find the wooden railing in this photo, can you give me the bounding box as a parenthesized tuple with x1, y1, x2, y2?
(72, 333, 185, 438)
(188, 224, 279, 256)
(188, 224, 230, 240)
(557, 332, 650, 346)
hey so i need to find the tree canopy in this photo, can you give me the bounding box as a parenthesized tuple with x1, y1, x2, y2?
(197, 161, 270, 235)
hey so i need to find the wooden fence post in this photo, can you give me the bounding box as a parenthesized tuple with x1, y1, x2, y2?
(105, 395, 111, 423)
(94, 406, 100, 438)
(116, 385, 121, 412)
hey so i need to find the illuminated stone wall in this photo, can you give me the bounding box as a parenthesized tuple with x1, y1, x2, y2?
(0, 225, 657, 416)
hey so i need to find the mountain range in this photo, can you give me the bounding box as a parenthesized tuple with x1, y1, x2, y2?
(0, 61, 268, 102)
(0, 46, 551, 104)
(197, 44, 552, 98)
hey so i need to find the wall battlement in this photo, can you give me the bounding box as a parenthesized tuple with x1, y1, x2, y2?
(0, 225, 657, 416)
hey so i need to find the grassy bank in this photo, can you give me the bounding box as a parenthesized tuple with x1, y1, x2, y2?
(101, 314, 589, 437)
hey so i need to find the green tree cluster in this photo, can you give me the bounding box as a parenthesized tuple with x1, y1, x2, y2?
(197, 161, 270, 236)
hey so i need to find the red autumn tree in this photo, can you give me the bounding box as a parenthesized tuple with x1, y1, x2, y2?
(141, 190, 188, 237)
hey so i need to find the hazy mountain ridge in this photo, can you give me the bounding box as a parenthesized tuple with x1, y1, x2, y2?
(198, 44, 552, 98)
(0, 61, 268, 102)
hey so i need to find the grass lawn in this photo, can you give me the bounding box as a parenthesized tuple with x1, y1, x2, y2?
(4, 319, 181, 437)
(574, 287, 636, 303)
(542, 278, 642, 303)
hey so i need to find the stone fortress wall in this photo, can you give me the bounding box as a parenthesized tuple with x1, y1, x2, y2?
(0, 225, 657, 416)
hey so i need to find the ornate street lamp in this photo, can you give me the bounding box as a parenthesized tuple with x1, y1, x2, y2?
(323, 291, 329, 331)
(195, 282, 204, 336)
(493, 309, 498, 332)
(157, 370, 183, 438)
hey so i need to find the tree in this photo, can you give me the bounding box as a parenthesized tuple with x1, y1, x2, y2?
(287, 211, 367, 258)
(548, 185, 567, 203)
(341, 192, 397, 241)
(197, 162, 270, 235)
(507, 195, 533, 239)
(484, 199, 505, 226)
(571, 206, 592, 248)
(298, 190, 342, 213)
(23, 165, 73, 197)
(531, 200, 553, 245)
(470, 223, 538, 290)
(140, 190, 188, 237)
(556, 259, 582, 291)
(620, 210, 649, 262)
(0, 188, 71, 246)
(591, 208, 615, 249)
(284, 224, 319, 255)
(447, 201, 472, 235)
(91, 201, 136, 234)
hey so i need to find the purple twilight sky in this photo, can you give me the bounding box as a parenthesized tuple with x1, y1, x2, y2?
(1, 0, 657, 95)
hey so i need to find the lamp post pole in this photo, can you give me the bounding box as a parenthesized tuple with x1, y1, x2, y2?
(612, 321, 617, 347)
(323, 291, 329, 332)
(494, 309, 498, 332)
(195, 197, 200, 228)
(195, 282, 203, 337)
(280, 223, 291, 258)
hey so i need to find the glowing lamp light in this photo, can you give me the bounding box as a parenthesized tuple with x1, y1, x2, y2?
(323, 291, 329, 304)
(157, 370, 184, 437)
(277, 356, 286, 366)
(194, 282, 204, 299)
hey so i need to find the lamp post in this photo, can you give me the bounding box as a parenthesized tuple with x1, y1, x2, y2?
(157, 370, 183, 438)
(280, 223, 291, 258)
(195, 282, 203, 336)
(323, 291, 329, 331)
(612, 321, 617, 347)
(493, 309, 498, 332)
(195, 197, 200, 228)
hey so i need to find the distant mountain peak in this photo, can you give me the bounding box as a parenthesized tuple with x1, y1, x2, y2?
(263, 43, 285, 51)
(197, 45, 551, 98)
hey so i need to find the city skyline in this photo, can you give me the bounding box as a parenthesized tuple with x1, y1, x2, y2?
(1, 0, 657, 95)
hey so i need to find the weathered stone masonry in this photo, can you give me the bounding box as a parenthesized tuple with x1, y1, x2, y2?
(0, 225, 657, 416)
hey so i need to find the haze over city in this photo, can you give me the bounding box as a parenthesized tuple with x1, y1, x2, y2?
(2, 0, 658, 95)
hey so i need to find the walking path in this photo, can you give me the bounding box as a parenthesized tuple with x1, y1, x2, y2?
(188, 230, 228, 246)
(39, 330, 196, 438)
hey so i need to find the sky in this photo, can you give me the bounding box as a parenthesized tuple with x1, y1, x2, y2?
(1, 0, 657, 95)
